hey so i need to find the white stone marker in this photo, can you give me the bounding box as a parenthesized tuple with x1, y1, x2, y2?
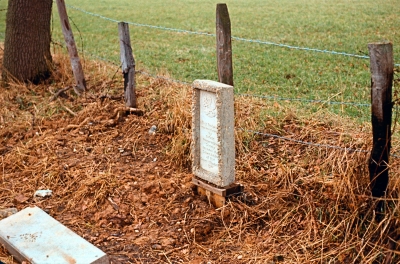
(0, 206, 109, 264)
(192, 80, 235, 187)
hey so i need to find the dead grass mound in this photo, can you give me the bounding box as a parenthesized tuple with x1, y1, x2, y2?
(1, 47, 400, 263)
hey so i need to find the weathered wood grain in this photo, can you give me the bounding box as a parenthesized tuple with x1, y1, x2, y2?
(216, 4, 233, 86)
(368, 42, 393, 205)
(56, 0, 86, 95)
(118, 22, 137, 108)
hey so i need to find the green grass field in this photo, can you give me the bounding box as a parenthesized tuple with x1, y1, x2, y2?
(0, 0, 399, 120)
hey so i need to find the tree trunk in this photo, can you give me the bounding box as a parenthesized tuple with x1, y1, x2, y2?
(2, 0, 53, 84)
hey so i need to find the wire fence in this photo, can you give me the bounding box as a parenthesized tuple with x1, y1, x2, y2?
(61, 4, 398, 113)
(2, 5, 399, 158)
(66, 4, 400, 67)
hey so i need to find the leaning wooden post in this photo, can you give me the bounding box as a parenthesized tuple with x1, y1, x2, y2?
(368, 42, 394, 211)
(56, 0, 86, 95)
(118, 22, 137, 108)
(216, 3, 233, 86)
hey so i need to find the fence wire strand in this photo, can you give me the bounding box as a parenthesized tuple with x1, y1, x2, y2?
(66, 4, 400, 66)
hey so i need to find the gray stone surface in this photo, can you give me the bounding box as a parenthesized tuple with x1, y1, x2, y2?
(192, 80, 235, 187)
(0, 206, 109, 264)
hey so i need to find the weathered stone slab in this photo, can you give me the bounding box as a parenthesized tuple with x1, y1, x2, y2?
(0, 206, 109, 264)
(192, 80, 235, 187)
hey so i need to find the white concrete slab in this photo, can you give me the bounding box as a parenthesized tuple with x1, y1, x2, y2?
(0, 206, 109, 264)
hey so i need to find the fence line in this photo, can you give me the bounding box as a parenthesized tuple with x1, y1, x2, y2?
(49, 6, 397, 109)
(66, 4, 400, 66)
(47, 11, 399, 159)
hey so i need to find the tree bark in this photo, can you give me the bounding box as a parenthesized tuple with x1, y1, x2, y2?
(2, 0, 53, 84)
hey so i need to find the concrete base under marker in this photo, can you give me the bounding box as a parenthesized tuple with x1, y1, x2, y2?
(0, 206, 109, 264)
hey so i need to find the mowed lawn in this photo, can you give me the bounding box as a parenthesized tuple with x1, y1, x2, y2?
(0, 0, 399, 120)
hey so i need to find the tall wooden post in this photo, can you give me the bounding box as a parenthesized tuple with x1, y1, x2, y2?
(368, 42, 393, 211)
(216, 3, 233, 86)
(56, 0, 86, 95)
(118, 22, 137, 108)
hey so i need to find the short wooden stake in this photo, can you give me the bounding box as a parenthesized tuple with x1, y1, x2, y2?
(368, 42, 394, 212)
(216, 3, 233, 86)
(118, 22, 137, 108)
(56, 0, 86, 95)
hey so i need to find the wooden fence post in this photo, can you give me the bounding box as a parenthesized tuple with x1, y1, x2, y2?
(368, 42, 394, 210)
(118, 22, 137, 108)
(56, 0, 86, 95)
(216, 3, 233, 86)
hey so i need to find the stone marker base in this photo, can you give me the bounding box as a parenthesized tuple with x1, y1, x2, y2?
(192, 177, 243, 207)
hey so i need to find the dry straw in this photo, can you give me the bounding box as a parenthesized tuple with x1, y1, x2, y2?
(1, 46, 400, 263)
